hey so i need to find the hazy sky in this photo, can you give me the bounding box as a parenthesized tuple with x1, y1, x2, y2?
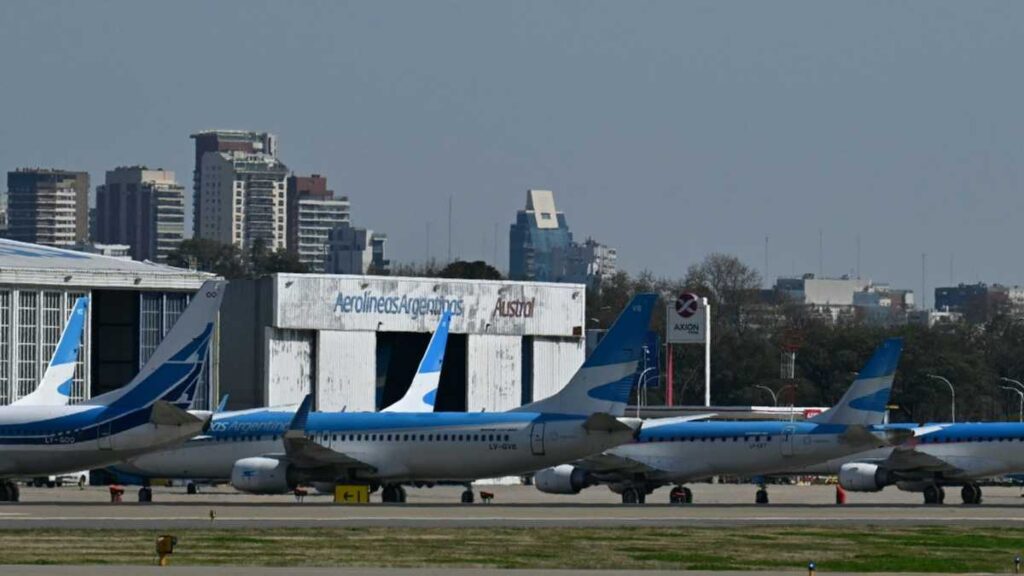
(1, 1, 1021, 299)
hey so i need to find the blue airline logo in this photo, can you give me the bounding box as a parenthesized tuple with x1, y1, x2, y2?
(333, 292, 465, 319)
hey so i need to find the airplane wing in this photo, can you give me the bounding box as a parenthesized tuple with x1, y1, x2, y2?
(278, 395, 376, 473)
(565, 451, 661, 476)
(862, 425, 967, 477)
(641, 414, 717, 427)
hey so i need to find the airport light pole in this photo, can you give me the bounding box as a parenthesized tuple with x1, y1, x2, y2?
(754, 385, 778, 407)
(635, 366, 657, 418)
(927, 374, 956, 423)
(1001, 377, 1024, 394)
(1000, 386, 1024, 422)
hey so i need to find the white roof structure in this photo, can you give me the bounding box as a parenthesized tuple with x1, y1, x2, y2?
(525, 189, 561, 229)
(0, 238, 214, 290)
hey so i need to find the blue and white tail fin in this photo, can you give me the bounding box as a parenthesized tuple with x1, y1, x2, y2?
(512, 293, 657, 417)
(811, 337, 903, 426)
(85, 280, 225, 413)
(13, 296, 88, 406)
(382, 311, 451, 413)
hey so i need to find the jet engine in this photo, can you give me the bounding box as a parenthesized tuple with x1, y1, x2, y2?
(230, 457, 294, 494)
(837, 462, 891, 492)
(534, 465, 591, 495)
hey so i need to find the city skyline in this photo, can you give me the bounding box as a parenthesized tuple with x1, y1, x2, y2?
(1, 1, 1022, 294)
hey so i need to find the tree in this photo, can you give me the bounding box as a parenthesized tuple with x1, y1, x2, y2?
(168, 239, 247, 279)
(437, 260, 502, 280)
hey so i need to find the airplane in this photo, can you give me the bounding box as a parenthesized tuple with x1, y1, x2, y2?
(801, 420, 1024, 505)
(11, 296, 88, 406)
(533, 337, 906, 504)
(123, 294, 655, 503)
(114, 309, 455, 485)
(0, 280, 224, 502)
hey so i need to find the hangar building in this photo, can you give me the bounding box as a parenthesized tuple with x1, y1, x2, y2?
(0, 239, 214, 407)
(219, 274, 587, 413)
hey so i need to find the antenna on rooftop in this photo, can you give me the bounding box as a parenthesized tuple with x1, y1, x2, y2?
(818, 229, 823, 278)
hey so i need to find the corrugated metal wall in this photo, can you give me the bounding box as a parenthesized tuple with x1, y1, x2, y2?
(531, 337, 585, 403)
(0, 289, 91, 405)
(316, 330, 375, 412)
(466, 334, 521, 412)
(265, 327, 313, 406)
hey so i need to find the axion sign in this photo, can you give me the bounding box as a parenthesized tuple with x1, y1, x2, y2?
(667, 292, 706, 344)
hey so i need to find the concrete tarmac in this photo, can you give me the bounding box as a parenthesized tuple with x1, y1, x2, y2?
(2, 483, 1024, 529)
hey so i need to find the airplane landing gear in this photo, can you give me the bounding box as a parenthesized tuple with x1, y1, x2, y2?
(755, 487, 769, 505)
(923, 484, 946, 505)
(669, 485, 693, 504)
(381, 484, 407, 503)
(621, 486, 646, 504)
(960, 483, 982, 505)
(460, 485, 475, 504)
(0, 481, 19, 502)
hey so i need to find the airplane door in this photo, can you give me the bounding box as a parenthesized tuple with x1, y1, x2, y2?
(530, 423, 545, 456)
(780, 426, 795, 457)
(98, 422, 113, 450)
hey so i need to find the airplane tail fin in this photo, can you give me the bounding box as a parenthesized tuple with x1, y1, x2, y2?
(86, 280, 225, 412)
(381, 311, 451, 413)
(13, 296, 88, 406)
(810, 337, 903, 426)
(512, 293, 657, 417)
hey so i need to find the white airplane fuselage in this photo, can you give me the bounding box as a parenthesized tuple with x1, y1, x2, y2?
(119, 410, 635, 484)
(609, 421, 876, 485)
(0, 405, 207, 477)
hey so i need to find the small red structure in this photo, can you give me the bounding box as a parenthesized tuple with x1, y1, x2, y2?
(109, 484, 125, 503)
(835, 484, 847, 505)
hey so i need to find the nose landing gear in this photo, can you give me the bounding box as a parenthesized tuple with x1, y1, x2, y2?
(669, 485, 693, 504)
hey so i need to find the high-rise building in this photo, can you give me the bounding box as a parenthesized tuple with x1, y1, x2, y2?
(326, 222, 389, 275)
(509, 189, 573, 282)
(196, 151, 289, 250)
(286, 174, 350, 272)
(509, 189, 615, 288)
(190, 130, 277, 237)
(95, 166, 186, 263)
(6, 169, 89, 247)
(567, 238, 617, 288)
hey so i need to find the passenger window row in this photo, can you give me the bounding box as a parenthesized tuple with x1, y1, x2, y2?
(642, 435, 774, 443)
(319, 433, 511, 443)
(213, 433, 514, 443)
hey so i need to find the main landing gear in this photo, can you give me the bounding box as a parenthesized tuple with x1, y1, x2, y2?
(620, 486, 646, 504)
(960, 483, 982, 505)
(460, 485, 475, 504)
(0, 480, 20, 502)
(923, 484, 946, 505)
(381, 484, 407, 503)
(669, 485, 693, 504)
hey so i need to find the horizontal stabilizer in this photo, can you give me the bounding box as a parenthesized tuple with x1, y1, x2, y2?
(839, 425, 887, 447)
(150, 400, 205, 426)
(582, 413, 637, 433)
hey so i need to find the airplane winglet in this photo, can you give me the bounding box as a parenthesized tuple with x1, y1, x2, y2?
(216, 394, 230, 414)
(288, 394, 313, 433)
